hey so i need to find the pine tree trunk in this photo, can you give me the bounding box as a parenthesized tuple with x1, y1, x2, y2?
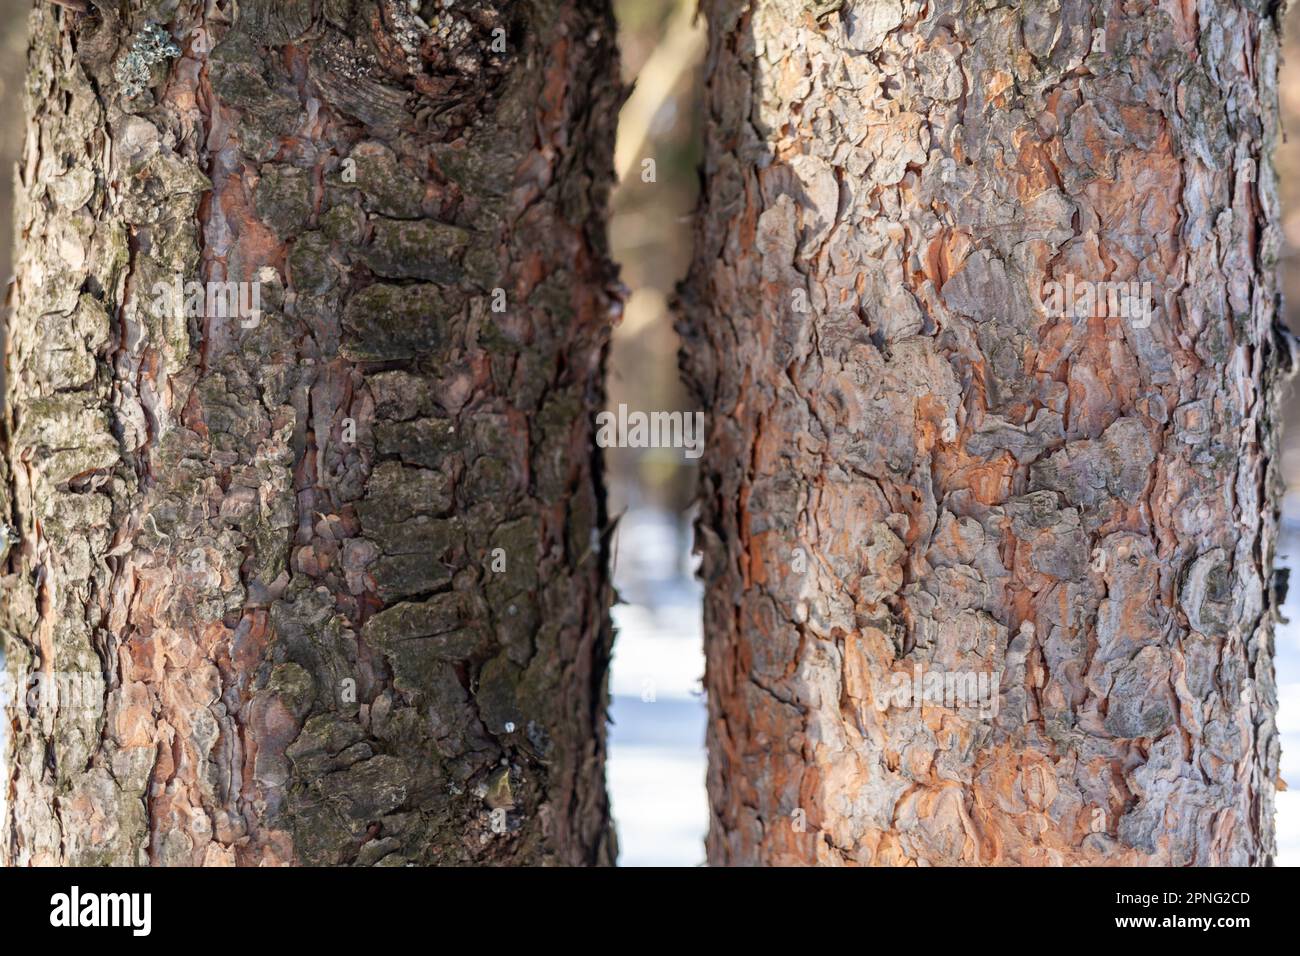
(2, 0, 620, 866)
(680, 0, 1290, 865)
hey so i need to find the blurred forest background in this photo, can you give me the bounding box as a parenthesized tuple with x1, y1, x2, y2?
(0, 0, 1296, 864)
(605, 0, 708, 866)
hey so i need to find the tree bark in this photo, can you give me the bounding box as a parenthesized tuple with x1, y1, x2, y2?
(2, 0, 620, 866)
(680, 0, 1290, 865)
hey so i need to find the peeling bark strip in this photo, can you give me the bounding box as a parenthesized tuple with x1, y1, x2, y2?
(2, 0, 620, 865)
(680, 0, 1292, 865)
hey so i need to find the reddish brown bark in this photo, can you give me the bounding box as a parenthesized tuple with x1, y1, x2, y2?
(680, 0, 1288, 865)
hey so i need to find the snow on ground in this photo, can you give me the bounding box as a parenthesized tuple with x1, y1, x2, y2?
(607, 508, 708, 866)
(1270, 507, 1300, 865)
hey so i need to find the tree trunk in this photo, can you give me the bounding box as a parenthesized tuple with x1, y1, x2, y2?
(2, 0, 620, 866)
(680, 0, 1289, 865)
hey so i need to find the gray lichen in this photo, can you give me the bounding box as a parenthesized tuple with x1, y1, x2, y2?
(113, 23, 180, 99)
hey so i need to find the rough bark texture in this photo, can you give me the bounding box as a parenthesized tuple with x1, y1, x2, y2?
(680, 0, 1291, 865)
(2, 0, 620, 866)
